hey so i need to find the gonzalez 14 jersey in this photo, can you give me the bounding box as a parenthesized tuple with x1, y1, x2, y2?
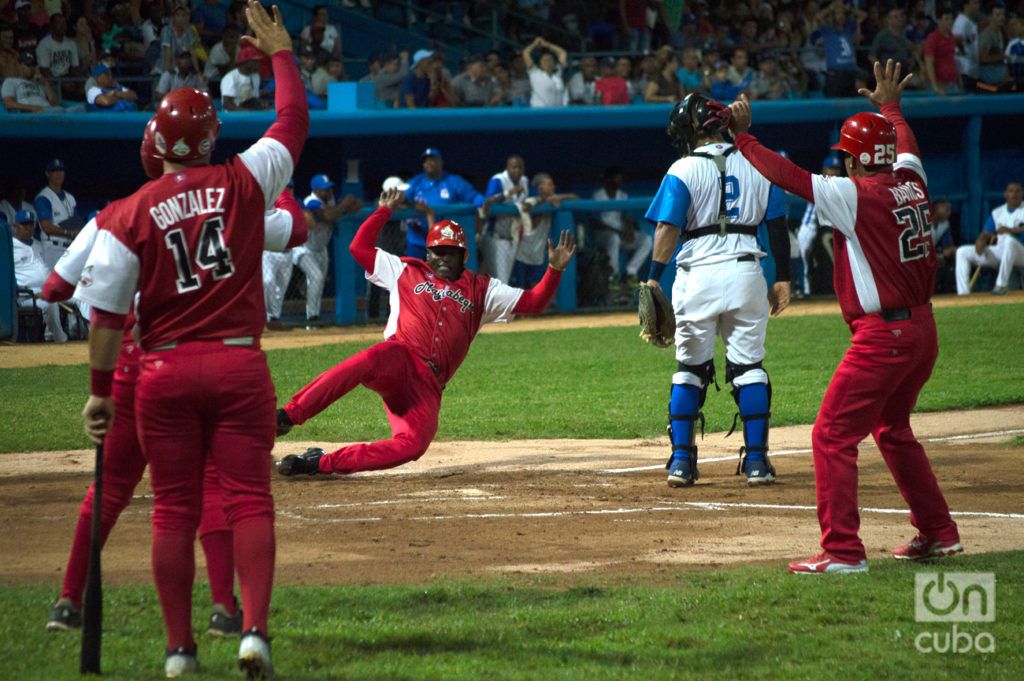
(73, 137, 294, 349)
(645, 142, 787, 268)
(368, 250, 523, 385)
(811, 152, 934, 323)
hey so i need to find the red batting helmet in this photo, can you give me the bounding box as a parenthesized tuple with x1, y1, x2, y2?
(140, 116, 164, 179)
(426, 220, 467, 250)
(150, 88, 220, 163)
(831, 112, 896, 167)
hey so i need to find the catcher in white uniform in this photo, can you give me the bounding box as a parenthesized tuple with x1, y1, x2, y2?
(643, 93, 792, 488)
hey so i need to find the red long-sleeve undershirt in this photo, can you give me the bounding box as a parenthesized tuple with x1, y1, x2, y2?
(879, 102, 920, 157)
(351, 205, 563, 314)
(275, 188, 308, 248)
(734, 133, 815, 202)
(42, 271, 75, 302)
(263, 50, 310, 165)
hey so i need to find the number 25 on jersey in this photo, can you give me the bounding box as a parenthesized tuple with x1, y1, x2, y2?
(894, 202, 932, 263)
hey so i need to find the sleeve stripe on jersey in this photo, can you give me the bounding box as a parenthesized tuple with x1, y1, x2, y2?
(238, 137, 296, 211)
(483, 277, 524, 325)
(73, 228, 139, 314)
(810, 174, 858, 238)
(894, 153, 928, 187)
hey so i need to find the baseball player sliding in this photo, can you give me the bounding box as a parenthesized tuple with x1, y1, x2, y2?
(643, 93, 791, 489)
(276, 188, 576, 477)
(730, 60, 961, 574)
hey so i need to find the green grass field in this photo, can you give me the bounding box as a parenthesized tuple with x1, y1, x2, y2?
(1, 302, 1022, 679)
(2, 302, 1023, 452)
(2, 552, 1020, 680)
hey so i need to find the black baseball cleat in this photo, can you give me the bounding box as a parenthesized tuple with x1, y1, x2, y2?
(275, 408, 293, 436)
(277, 448, 324, 476)
(46, 598, 81, 632)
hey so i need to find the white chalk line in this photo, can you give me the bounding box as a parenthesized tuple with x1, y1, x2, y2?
(277, 500, 1024, 525)
(601, 427, 1024, 474)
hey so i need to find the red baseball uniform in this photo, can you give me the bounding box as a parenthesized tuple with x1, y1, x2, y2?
(73, 51, 307, 651)
(735, 102, 958, 563)
(282, 206, 563, 474)
(46, 191, 306, 616)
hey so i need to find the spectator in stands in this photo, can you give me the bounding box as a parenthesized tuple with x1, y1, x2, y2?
(452, 53, 498, 107)
(193, 0, 228, 45)
(514, 172, 578, 289)
(36, 13, 79, 81)
(155, 50, 204, 103)
(709, 59, 739, 99)
(25, 0, 47, 29)
(372, 51, 407, 106)
(1007, 16, 1024, 90)
(298, 46, 319, 90)
(631, 53, 657, 100)
(930, 199, 959, 293)
(83, 49, 116, 94)
(141, 0, 167, 68)
(595, 56, 631, 104)
(727, 47, 755, 93)
(104, 0, 147, 66)
(955, 182, 1024, 295)
(34, 158, 78, 268)
(311, 54, 343, 98)
(869, 6, 915, 80)
(403, 147, 486, 259)
(507, 54, 531, 105)
(483, 154, 531, 282)
(749, 52, 793, 99)
(907, 10, 936, 44)
(221, 44, 266, 110)
(592, 165, 651, 294)
(160, 0, 200, 76)
(203, 22, 239, 92)
(953, 0, 981, 90)
(72, 15, 97, 75)
(1, 50, 59, 112)
(523, 36, 568, 108)
(11, 209, 68, 344)
(676, 47, 703, 93)
(620, 0, 650, 53)
(810, 0, 863, 97)
(86, 62, 138, 110)
(226, 1, 249, 34)
(1, 23, 20, 79)
(399, 48, 438, 108)
(977, 2, 1008, 90)
(925, 6, 962, 95)
(568, 54, 599, 104)
(13, 0, 41, 54)
(646, 46, 681, 103)
(300, 5, 341, 62)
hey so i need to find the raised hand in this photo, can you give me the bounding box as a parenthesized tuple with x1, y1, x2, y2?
(857, 59, 913, 107)
(378, 188, 404, 210)
(547, 229, 577, 271)
(242, 1, 292, 57)
(728, 93, 753, 136)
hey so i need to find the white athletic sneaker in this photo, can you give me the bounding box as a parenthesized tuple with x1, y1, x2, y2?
(164, 647, 198, 677)
(788, 551, 869, 574)
(238, 628, 273, 679)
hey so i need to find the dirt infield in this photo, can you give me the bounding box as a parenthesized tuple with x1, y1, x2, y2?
(2, 405, 1021, 588)
(1, 292, 1019, 369)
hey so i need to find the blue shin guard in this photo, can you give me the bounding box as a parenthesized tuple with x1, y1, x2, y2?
(736, 382, 770, 462)
(667, 383, 703, 485)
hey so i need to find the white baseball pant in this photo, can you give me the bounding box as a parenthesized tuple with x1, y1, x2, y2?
(596, 229, 654, 278)
(955, 244, 1001, 294)
(797, 221, 817, 295)
(262, 251, 292, 319)
(293, 246, 328, 320)
(995, 236, 1024, 290)
(672, 259, 769, 388)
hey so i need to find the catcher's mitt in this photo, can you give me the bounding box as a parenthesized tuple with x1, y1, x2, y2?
(638, 284, 675, 348)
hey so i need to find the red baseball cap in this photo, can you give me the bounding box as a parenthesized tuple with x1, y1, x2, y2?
(426, 220, 467, 249)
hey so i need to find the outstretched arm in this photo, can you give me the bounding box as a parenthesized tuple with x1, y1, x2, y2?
(729, 94, 814, 201)
(349, 189, 404, 271)
(858, 59, 919, 157)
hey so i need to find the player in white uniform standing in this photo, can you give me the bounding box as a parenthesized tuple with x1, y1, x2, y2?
(954, 182, 1024, 295)
(644, 93, 791, 488)
(34, 158, 79, 269)
(796, 155, 843, 296)
(292, 173, 361, 327)
(262, 179, 302, 330)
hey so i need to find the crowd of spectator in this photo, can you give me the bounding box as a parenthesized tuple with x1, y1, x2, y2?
(3, 1, 1024, 115)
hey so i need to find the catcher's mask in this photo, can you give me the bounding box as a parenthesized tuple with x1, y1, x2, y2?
(667, 93, 732, 156)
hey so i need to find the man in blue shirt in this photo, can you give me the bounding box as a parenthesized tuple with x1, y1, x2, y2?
(403, 148, 486, 258)
(811, 1, 863, 97)
(399, 49, 436, 109)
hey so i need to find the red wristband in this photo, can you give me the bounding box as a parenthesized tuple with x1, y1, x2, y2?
(91, 368, 114, 397)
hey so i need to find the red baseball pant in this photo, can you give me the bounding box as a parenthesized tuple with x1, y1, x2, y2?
(136, 342, 276, 651)
(811, 304, 958, 562)
(59, 354, 237, 611)
(283, 341, 442, 474)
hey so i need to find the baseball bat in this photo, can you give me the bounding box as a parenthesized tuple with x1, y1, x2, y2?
(80, 440, 104, 675)
(968, 265, 981, 292)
